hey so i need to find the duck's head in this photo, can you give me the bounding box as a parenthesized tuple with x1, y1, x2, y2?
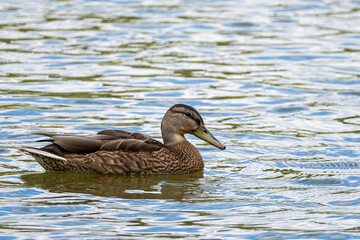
(161, 104, 226, 150)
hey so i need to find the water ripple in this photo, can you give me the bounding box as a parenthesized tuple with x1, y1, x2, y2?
(1, 0, 360, 239)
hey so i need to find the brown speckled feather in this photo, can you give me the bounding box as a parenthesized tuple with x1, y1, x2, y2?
(25, 140, 203, 174)
(19, 104, 225, 175)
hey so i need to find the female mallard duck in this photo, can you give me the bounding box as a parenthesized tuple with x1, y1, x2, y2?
(19, 104, 225, 174)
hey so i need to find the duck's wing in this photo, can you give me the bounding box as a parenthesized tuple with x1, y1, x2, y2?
(96, 130, 164, 152)
(36, 130, 163, 154)
(97, 129, 150, 141)
(100, 138, 163, 152)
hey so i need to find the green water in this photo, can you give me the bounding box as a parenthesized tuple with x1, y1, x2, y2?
(1, 0, 360, 239)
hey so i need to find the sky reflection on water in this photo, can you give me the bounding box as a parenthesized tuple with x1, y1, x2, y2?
(1, 0, 360, 239)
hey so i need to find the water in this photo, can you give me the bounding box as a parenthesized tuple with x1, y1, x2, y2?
(1, 0, 360, 239)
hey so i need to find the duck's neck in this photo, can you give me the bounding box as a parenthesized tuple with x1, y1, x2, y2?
(166, 140, 203, 166)
(162, 132, 187, 146)
(161, 120, 186, 146)
(161, 119, 203, 167)
(165, 139, 197, 154)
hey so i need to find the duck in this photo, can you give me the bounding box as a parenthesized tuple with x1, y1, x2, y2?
(19, 104, 226, 174)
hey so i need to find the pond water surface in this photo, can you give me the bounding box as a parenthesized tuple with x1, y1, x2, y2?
(1, 0, 360, 239)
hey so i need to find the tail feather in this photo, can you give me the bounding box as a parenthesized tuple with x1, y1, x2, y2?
(34, 132, 56, 143)
(18, 146, 67, 161)
(34, 132, 57, 137)
(36, 139, 55, 143)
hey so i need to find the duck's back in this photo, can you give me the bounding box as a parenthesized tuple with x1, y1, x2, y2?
(20, 130, 204, 174)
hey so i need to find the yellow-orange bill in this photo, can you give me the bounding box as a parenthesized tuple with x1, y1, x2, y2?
(193, 125, 226, 150)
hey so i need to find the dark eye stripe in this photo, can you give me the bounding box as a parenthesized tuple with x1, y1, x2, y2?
(183, 112, 201, 125)
(172, 110, 201, 126)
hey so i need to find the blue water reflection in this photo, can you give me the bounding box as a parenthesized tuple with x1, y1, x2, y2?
(1, 0, 360, 239)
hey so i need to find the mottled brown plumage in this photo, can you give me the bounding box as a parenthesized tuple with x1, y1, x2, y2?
(19, 104, 226, 175)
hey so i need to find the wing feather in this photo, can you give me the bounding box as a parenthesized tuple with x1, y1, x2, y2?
(35, 130, 163, 154)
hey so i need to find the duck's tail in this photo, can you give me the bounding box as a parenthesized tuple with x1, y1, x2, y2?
(18, 146, 66, 161)
(18, 146, 68, 171)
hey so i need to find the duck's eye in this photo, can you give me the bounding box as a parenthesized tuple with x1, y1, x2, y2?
(185, 112, 192, 118)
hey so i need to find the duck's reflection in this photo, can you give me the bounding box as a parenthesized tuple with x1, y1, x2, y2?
(21, 171, 204, 201)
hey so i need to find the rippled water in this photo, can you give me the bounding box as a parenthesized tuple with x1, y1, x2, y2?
(1, 0, 360, 239)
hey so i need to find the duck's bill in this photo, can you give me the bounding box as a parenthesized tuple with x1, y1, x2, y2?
(193, 125, 226, 150)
